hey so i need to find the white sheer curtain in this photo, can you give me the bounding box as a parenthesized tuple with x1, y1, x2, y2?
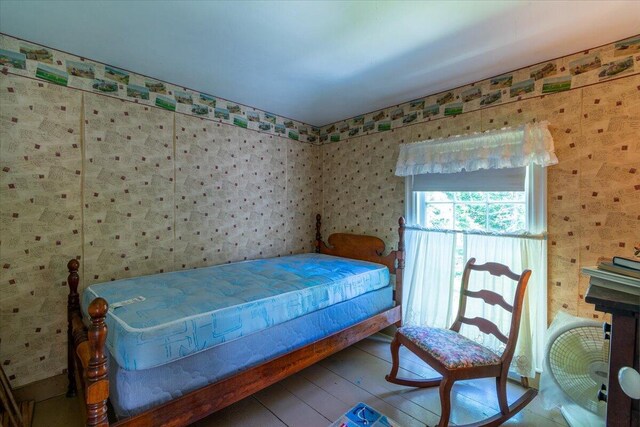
(460, 234, 546, 378)
(402, 231, 546, 378)
(396, 121, 558, 176)
(402, 229, 456, 328)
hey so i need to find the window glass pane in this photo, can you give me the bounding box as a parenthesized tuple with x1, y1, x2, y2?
(455, 192, 485, 202)
(425, 191, 455, 202)
(426, 203, 453, 228)
(488, 203, 526, 232)
(454, 204, 486, 230)
(487, 191, 525, 202)
(415, 191, 527, 234)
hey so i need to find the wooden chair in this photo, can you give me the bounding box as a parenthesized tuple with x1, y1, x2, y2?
(385, 258, 537, 427)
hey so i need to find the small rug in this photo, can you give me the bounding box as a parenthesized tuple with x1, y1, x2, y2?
(330, 402, 401, 427)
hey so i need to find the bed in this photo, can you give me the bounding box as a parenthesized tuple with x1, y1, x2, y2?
(66, 214, 405, 426)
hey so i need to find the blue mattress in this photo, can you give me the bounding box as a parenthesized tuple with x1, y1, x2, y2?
(82, 253, 390, 370)
(109, 285, 393, 418)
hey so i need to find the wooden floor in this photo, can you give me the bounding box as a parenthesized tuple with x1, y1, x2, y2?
(33, 335, 567, 426)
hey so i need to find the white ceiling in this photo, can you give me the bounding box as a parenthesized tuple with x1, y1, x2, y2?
(1, 1, 639, 126)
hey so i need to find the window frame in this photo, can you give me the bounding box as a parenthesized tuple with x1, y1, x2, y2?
(405, 165, 547, 237)
(415, 191, 527, 233)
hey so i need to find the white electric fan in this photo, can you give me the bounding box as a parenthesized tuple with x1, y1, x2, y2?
(540, 312, 608, 427)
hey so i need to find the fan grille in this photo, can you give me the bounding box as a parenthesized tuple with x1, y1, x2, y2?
(549, 325, 608, 415)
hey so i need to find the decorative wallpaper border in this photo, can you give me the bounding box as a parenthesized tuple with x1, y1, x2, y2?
(319, 34, 640, 143)
(0, 33, 321, 144)
(2, 33, 638, 147)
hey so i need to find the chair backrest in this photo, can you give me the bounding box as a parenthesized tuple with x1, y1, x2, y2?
(450, 258, 531, 364)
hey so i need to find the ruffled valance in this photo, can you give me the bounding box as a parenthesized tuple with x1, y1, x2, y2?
(395, 121, 558, 176)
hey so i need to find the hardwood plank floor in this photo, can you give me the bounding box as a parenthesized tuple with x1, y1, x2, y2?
(33, 335, 568, 426)
(191, 397, 286, 427)
(254, 382, 332, 427)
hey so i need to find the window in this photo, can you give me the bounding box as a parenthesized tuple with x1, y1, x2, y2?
(406, 165, 531, 229)
(415, 190, 527, 286)
(403, 165, 548, 378)
(396, 122, 557, 378)
(417, 191, 526, 233)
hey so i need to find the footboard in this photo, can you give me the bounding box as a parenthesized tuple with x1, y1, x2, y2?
(66, 259, 110, 427)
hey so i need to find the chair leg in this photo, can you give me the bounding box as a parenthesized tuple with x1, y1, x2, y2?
(385, 336, 442, 388)
(496, 375, 509, 415)
(386, 336, 401, 381)
(437, 378, 454, 427)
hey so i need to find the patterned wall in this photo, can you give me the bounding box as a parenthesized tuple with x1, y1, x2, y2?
(321, 74, 640, 323)
(0, 82, 321, 388)
(83, 94, 175, 285)
(0, 33, 320, 144)
(0, 74, 82, 387)
(577, 77, 640, 318)
(322, 129, 406, 248)
(175, 115, 289, 266)
(285, 137, 323, 255)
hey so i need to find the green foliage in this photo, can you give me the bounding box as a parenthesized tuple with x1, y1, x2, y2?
(420, 191, 525, 233)
(488, 203, 525, 232)
(488, 191, 525, 202)
(455, 203, 485, 230)
(426, 204, 452, 228)
(456, 192, 484, 202)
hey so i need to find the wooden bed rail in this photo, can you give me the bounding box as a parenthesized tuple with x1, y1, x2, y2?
(67, 260, 110, 427)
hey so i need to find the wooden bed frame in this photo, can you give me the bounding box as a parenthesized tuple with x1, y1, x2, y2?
(66, 214, 405, 426)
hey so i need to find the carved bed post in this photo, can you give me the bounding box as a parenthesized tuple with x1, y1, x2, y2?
(66, 259, 80, 398)
(315, 214, 322, 253)
(87, 298, 109, 427)
(395, 217, 405, 325)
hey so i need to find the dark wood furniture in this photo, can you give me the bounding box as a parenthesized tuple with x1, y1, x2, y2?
(1, 365, 34, 427)
(585, 283, 640, 427)
(385, 258, 537, 427)
(66, 214, 405, 427)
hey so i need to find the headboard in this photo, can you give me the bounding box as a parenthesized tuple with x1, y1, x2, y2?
(315, 214, 405, 305)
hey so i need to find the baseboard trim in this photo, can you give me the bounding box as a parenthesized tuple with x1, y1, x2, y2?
(12, 373, 68, 403)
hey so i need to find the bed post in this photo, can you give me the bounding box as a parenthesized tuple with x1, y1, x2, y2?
(315, 214, 322, 253)
(87, 298, 109, 427)
(395, 217, 405, 325)
(66, 259, 80, 398)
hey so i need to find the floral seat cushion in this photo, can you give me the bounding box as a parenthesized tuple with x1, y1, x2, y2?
(398, 325, 501, 369)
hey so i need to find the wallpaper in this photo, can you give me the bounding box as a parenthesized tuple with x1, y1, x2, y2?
(83, 94, 175, 285)
(175, 116, 241, 269)
(321, 73, 640, 323)
(321, 129, 407, 248)
(0, 33, 320, 144)
(285, 140, 323, 255)
(319, 35, 640, 142)
(0, 84, 321, 388)
(175, 115, 288, 268)
(0, 74, 82, 386)
(577, 77, 640, 318)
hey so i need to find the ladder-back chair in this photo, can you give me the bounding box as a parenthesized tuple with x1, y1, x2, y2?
(385, 258, 537, 427)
